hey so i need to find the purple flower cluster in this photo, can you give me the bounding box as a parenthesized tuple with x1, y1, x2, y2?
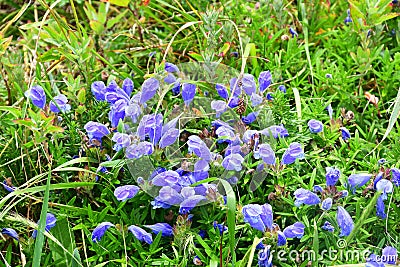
(25, 85, 71, 114)
(149, 166, 215, 214)
(211, 71, 281, 122)
(92, 221, 174, 244)
(242, 202, 305, 247)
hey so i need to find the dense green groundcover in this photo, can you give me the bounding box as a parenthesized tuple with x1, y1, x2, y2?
(0, 0, 400, 266)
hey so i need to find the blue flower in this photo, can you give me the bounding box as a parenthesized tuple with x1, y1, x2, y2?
(193, 255, 202, 266)
(321, 198, 333, 211)
(277, 231, 287, 246)
(1, 228, 19, 241)
(251, 93, 263, 106)
(242, 74, 256, 95)
(187, 135, 212, 161)
(122, 78, 134, 96)
(151, 170, 181, 187)
(216, 126, 235, 143)
(159, 128, 180, 149)
(289, 27, 298, 37)
(179, 195, 206, 214)
(211, 100, 227, 118)
(375, 179, 393, 200)
(266, 92, 273, 101)
(338, 190, 349, 198)
(381, 246, 397, 264)
(92, 222, 115, 243)
(139, 78, 160, 104)
(256, 242, 265, 250)
(230, 78, 242, 97)
(25, 85, 46, 109)
(377, 158, 386, 165)
(278, 85, 286, 93)
(325, 73, 332, 79)
(213, 221, 228, 234)
(144, 223, 173, 237)
(326, 104, 333, 119)
(128, 225, 153, 244)
(260, 125, 289, 138)
(376, 195, 387, 219)
(283, 222, 305, 238)
(125, 141, 154, 159)
(313, 185, 323, 193)
(91, 81, 106, 101)
(33, 213, 57, 238)
(222, 153, 244, 171)
(182, 83, 196, 106)
(258, 245, 273, 267)
(84, 122, 110, 141)
(294, 188, 321, 206)
(242, 203, 273, 232)
(114, 185, 140, 201)
(391, 168, 400, 186)
(340, 127, 351, 140)
(281, 142, 304, 165)
(344, 9, 352, 24)
(308, 119, 323, 133)
(216, 84, 229, 99)
(104, 81, 129, 104)
(165, 62, 179, 73)
(258, 71, 272, 92)
(321, 221, 334, 232)
(242, 112, 259, 124)
(227, 96, 240, 108)
(2, 180, 15, 192)
(348, 173, 372, 193)
(112, 132, 131, 151)
(256, 144, 276, 165)
(326, 167, 341, 186)
(336, 206, 354, 237)
(108, 99, 128, 127)
(49, 94, 71, 113)
(367, 246, 398, 266)
(164, 73, 176, 84)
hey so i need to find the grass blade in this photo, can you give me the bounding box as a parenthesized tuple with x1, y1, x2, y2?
(32, 168, 52, 267)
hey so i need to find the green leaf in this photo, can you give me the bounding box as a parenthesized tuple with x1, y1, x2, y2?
(219, 179, 236, 266)
(49, 218, 79, 267)
(32, 170, 52, 267)
(89, 20, 104, 35)
(371, 88, 400, 153)
(345, 192, 381, 245)
(108, 0, 130, 7)
(374, 12, 400, 25)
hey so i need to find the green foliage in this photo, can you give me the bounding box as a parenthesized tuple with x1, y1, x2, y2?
(0, 0, 400, 266)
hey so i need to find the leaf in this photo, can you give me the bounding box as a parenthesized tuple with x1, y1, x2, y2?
(71, 249, 82, 267)
(48, 218, 79, 267)
(374, 12, 400, 25)
(104, 0, 130, 7)
(371, 88, 400, 154)
(292, 88, 302, 132)
(188, 52, 203, 62)
(219, 179, 237, 265)
(89, 20, 105, 35)
(32, 171, 52, 267)
(345, 192, 381, 245)
(0, 106, 21, 118)
(0, 36, 12, 57)
(13, 118, 35, 128)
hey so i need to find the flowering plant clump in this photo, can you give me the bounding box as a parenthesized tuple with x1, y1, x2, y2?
(1, 1, 400, 266)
